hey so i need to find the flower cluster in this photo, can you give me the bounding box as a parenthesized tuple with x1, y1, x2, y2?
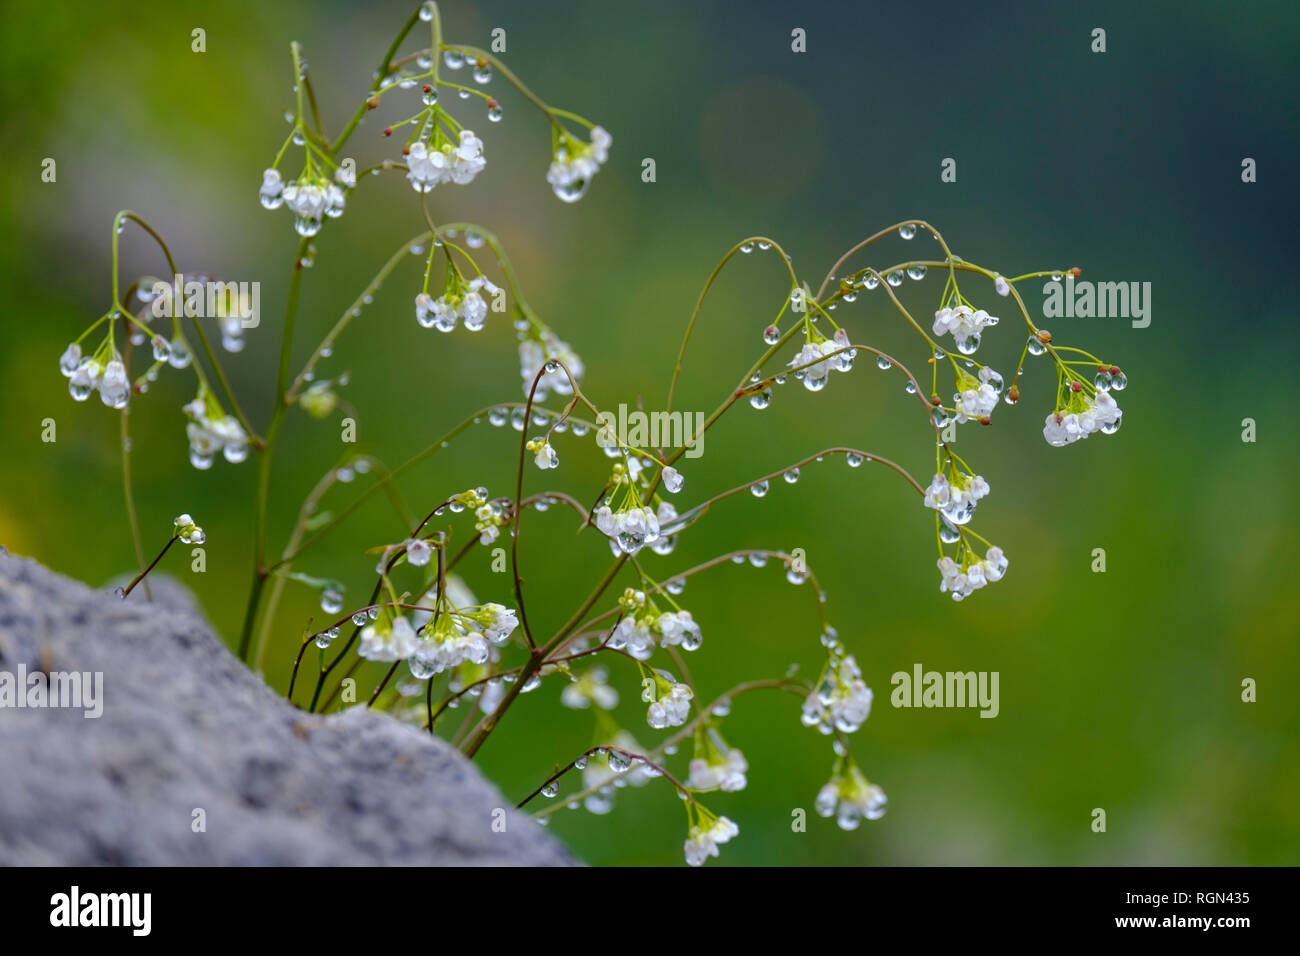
(608, 588, 703, 661)
(932, 303, 999, 354)
(687, 730, 748, 793)
(595, 504, 663, 556)
(183, 389, 250, 469)
(560, 666, 619, 710)
(683, 811, 739, 867)
(61, 343, 131, 409)
(937, 545, 1008, 601)
(260, 168, 348, 237)
(816, 762, 887, 830)
(172, 513, 206, 545)
(359, 612, 420, 662)
(923, 469, 990, 527)
(788, 329, 855, 392)
(518, 326, 584, 400)
(581, 733, 654, 815)
(1043, 390, 1122, 446)
(951, 366, 1004, 423)
(405, 131, 486, 193)
(643, 670, 694, 729)
(415, 274, 497, 332)
(547, 126, 611, 203)
(802, 655, 873, 735)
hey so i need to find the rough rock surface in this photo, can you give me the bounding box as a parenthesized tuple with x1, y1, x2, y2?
(0, 551, 576, 866)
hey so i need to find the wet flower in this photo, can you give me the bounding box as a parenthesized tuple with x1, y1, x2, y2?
(416, 275, 498, 332)
(258, 168, 284, 209)
(359, 614, 420, 661)
(406, 130, 486, 192)
(802, 655, 873, 734)
(547, 125, 611, 202)
(937, 545, 1008, 601)
(788, 339, 839, 392)
(183, 390, 250, 469)
(644, 675, 693, 729)
(687, 730, 748, 792)
(932, 304, 998, 354)
(595, 505, 661, 556)
(952, 366, 1003, 423)
(519, 327, 583, 400)
(581, 731, 653, 814)
(816, 762, 886, 830)
(560, 665, 619, 710)
(527, 437, 558, 470)
(406, 538, 433, 566)
(661, 466, 683, 493)
(173, 513, 206, 545)
(923, 470, 990, 527)
(683, 812, 738, 866)
(656, 610, 702, 651)
(1043, 390, 1122, 446)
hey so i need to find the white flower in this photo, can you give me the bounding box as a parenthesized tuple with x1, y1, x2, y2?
(661, 466, 683, 493)
(610, 616, 655, 660)
(547, 126, 612, 202)
(932, 304, 997, 353)
(59, 343, 82, 377)
(259, 168, 283, 209)
(406, 538, 432, 567)
(412, 626, 490, 675)
(97, 360, 130, 409)
(519, 332, 584, 400)
(688, 745, 748, 793)
(359, 615, 420, 661)
(184, 395, 250, 468)
(460, 288, 488, 331)
(953, 367, 1003, 423)
(581, 731, 653, 814)
(282, 180, 330, 234)
(67, 358, 102, 402)
(594, 505, 660, 556)
(173, 513, 205, 544)
(802, 655, 873, 734)
(561, 666, 619, 710)
(683, 815, 738, 867)
(923, 472, 989, 526)
(334, 165, 356, 189)
(406, 132, 485, 192)
(789, 341, 836, 391)
(937, 546, 1008, 601)
(1043, 391, 1121, 446)
(816, 765, 887, 830)
(645, 680, 693, 729)
(656, 610, 701, 651)
(481, 603, 518, 644)
(527, 438, 558, 470)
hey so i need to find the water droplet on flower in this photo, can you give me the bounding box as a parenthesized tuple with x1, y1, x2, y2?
(749, 388, 772, 410)
(541, 782, 559, 798)
(750, 479, 769, 497)
(876, 355, 892, 370)
(899, 223, 917, 239)
(846, 452, 864, 468)
(907, 264, 927, 280)
(886, 271, 903, 287)
(321, 589, 344, 614)
(784, 467, 800, 483)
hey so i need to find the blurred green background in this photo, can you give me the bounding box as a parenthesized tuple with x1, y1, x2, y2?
(1, 0, 1296, 865)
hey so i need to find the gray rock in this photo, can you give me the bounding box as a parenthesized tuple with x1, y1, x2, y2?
(0, 551, 576, 866)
